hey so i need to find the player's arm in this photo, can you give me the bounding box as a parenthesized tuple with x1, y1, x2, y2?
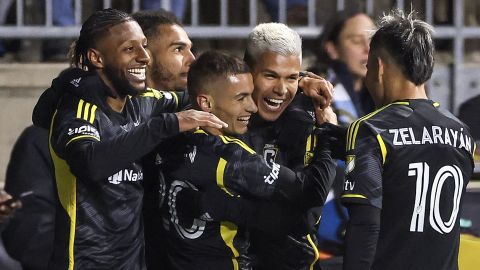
(219, 135, 335, 206)
(341, 123, 384, 270)
(51, 97, 180, 180)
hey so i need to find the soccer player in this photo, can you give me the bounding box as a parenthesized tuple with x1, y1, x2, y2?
(341, 10, 476, 270)
(177, 23, 337, 270)
(132, 9, 194, 92)
(158, 50, 336, 270)
(131, 9, 195, 268)
(34, 8, 226, 269)
(243, 22, 336, 270)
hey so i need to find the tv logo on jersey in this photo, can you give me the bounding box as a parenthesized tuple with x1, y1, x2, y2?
(67, 125, 100, 139)
(108, 169, 144, 184)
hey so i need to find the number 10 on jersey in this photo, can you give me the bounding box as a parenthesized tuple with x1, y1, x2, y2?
(408, 162, 463, 234)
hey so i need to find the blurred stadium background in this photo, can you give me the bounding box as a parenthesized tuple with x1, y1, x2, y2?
(0, 0, 480, 186)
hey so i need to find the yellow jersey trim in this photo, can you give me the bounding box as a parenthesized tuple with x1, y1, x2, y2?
(219, 135, 255, 154)
(83, 102, 90, 121)
(76, 99, 84, 119)
(49, 110, 77, 270)
(376, 134, 387, 164)
(347, 101, 409, 151)
(89, 105, 97, 124)
(171, 91, 179, 109)
(75, 99, 97, 124)
(220, 221, 239, 270)
(216, 158, 234, 196)
(341, 194, 367, 199)
(306, 234, 320, 270)
(66, 135, 100, 146)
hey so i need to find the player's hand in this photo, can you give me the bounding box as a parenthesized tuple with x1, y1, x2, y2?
(176, 109, 228, 132)
(315, 105, 338, 125)
(0, 190, 22, 223)
(299, 72, 334, 109)
(315, 122, 348, 160)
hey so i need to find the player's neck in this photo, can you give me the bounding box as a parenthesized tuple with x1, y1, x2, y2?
(107, 96, 127, 113)
(384, 77, 428, 105)
(203, 126, 223, 136)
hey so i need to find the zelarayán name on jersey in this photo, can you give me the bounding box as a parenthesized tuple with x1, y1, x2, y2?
(388, 125, 473, 153)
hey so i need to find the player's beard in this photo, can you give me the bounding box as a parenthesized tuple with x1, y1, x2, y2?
(104, 64, 144, 97)
(150, 60, 181, 91)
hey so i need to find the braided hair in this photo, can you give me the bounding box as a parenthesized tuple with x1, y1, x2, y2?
(70, 8, 134, 70)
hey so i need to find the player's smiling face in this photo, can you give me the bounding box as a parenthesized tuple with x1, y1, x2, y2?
(209, 73, 257, 135)
(251, 51, 301, 122)
(147, 24, 194, 91)
(97, 21, 150, 96)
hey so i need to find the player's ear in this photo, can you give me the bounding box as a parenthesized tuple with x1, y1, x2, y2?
(325, 41, 339, 60)
(87, 48, 104, 69)
(377, 57, 384, 82)
(197, 94, 213, 112)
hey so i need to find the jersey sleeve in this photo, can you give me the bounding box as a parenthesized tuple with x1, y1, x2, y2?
(341, 122, 384, 209)
(213, 135, 335, 207)
(51, 94, 179, 181)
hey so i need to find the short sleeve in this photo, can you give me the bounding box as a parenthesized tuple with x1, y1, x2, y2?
(341, 123, 383, 209)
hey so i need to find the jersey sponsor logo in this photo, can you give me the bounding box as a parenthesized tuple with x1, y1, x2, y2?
(70, 77, 81, 87)
(388, 126, 473, 153)
(263, 144, 278, 165)
(67, 125, 100, 138)
(263, 162, 280, 185)
(345, 155, 355, 174)
(107, 169, 144, 184)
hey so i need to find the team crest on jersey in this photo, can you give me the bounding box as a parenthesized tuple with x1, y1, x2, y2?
(345, 155, 355, 174)
(263, 144, 278, 165)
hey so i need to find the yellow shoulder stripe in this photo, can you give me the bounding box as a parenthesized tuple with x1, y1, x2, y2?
(219, 135, 255, 154)
(75, 99, 97, 124)
(347, 101, 409, 151)
(376, 134, 387, 164)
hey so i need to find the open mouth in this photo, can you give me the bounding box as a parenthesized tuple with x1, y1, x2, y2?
(237, 115, 251, 125)
(128, 67, 146, 81)
(263, 98, 284, 110)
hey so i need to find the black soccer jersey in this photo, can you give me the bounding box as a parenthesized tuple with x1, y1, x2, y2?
(158, 126, 334, 270)
(341, 99, 476, 270)
(247, 92, 335, 270)
(46, 71, 182, 270)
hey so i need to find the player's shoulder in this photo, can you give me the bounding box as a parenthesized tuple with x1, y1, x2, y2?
(138, 87, 178, 101)
(188, 130, 256, 159)
(349, 101, 411, 133)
